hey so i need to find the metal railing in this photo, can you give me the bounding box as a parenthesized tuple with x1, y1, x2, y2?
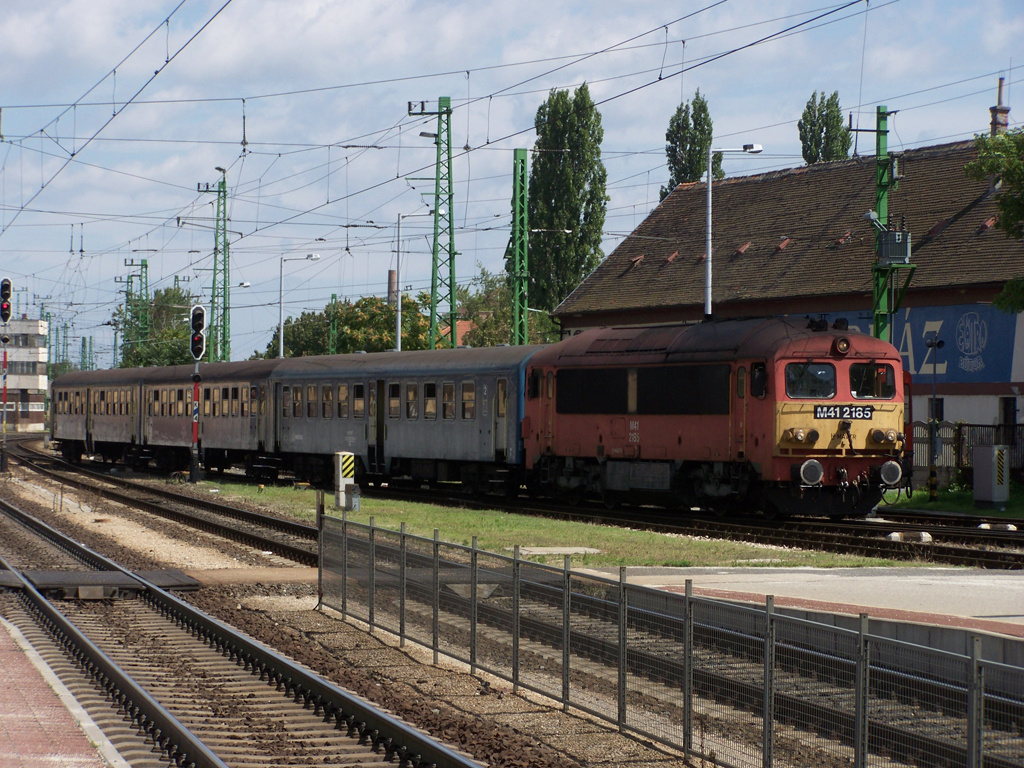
(319, 514, 1024, 768)
(912, 421, 1023, 476)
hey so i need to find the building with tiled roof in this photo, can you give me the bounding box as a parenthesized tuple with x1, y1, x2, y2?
(552, 139, 1023, 432)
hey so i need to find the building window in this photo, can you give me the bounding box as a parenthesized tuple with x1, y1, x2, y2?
(929, 397, 944, 422)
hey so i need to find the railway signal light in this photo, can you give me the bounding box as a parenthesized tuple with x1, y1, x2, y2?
(0, 278, 11, 323)
(190, 305, 207, 361)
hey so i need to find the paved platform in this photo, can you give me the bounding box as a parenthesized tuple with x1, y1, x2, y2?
(605, 566, 1024, 639)
(0, 617, 124, 768)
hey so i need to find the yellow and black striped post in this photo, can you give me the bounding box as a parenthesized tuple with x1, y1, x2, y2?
(334, 451, 357, 510)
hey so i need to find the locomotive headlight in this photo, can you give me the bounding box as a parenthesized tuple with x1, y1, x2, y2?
(886, 429, 897, 443)
(833, 337, 851, 355)
(793, 428, 806, 442)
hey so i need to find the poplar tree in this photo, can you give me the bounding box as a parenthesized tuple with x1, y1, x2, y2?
(966, 127, 1024, 311)
(527, 83, 608, 312)
(798, 90, 852, 164)
(661, 89, 722, 200)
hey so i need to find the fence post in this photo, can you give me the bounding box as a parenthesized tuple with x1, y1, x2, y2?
(432, 528, 440, 665)
(763, 595, 775, 768)
(341, 510, 348, 619)
(683, 579, 693, 758)
(368, 516, 376, 633)
(512, 544, 521, 693)
(562, 554, 571, 712)
(316, 490, 324, 610)
(399, 522, 407, 648)
(470, 536, 478, 675)
(967, 634, 984, 768)
(854, 613, 870, 768)
(618, 566, 628, 731)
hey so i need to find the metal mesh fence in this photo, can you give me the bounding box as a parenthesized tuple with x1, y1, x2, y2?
(320, 516, 1024, 768)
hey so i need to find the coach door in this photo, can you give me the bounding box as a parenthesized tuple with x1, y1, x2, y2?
(85, 388, 95, 454)
(367, 380, 386, 473)
(494, 378, 508, 462)
(732, 366, 747, 460)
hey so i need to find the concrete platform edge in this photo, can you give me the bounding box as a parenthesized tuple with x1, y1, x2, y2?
(1, 616, 130, 768)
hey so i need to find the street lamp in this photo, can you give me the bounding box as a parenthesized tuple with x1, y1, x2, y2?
(278, 253, 320, 358)
(395, 210, 435, 352)
(705, 143, 762, 319)
(925, 331, 945, 500)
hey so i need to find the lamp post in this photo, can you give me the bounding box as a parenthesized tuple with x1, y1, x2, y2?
(705, 143, 762, 319)
(925, 331, 944, 501)
(278, 253, 320, 358)
(395, 210, 435, 352)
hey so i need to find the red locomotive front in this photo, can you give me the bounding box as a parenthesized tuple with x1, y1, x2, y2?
(521, 317, 907, 516)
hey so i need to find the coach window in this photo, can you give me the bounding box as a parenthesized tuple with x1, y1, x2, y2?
(736, 367, 746, 399)
(150, 390, 158, 416)
(442, 383, 455, 420)
(388, 383, 401, 419)
(423, 383, 437, 420)
(228, 386, 237, 417)
(97, 390, 104, 415)
(337, 384, 349, 419)
(220, 387, 229, 417)
(321, 385, 333, 419)
(461, 382, 475, 419)
(406, 383, 418, 419)
(281, 386, 292, 418)
(306, 385, 317, 418)
(164, 389, 171, 417)
(292, 386, 303, 418)
(186, 388, 192, 414)
(203, 388, 212, 417)
(209, 387, 218, 417)
(496, 379, 507, 418)
(785, 362, 835, 399)
(352, 384, 365, 419)
(241, 386, 251, 418)
(176, 389, 184, 417)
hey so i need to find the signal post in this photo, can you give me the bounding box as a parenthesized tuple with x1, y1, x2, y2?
(189, 305, 207, 483)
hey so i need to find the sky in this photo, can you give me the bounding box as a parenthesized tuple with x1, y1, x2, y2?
(0, 0, 1021, 364)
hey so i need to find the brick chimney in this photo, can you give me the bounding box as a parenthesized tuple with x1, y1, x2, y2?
(990, 76, 1010, 136)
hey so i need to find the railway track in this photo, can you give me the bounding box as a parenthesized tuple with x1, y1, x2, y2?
(0, 493, 487, 768)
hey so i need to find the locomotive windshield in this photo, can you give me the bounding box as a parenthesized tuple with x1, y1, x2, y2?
(850, 362, 897, 399)
(785, 362, 836, 398)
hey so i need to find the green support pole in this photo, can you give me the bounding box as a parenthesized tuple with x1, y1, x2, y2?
(508, 148, 529, 345)
(138, 258, 149, 351)
(872, 106, 892, 342)
(410, 97, 456, 349)
(329, 293, 338, 355)
(211, 171, 230, 361)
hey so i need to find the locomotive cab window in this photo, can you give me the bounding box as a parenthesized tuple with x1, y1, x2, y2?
(785, 362, 836, 399)
(850, 363, 896, 400)
(527, 369, 541, 400)
(751, 363, 768, 398)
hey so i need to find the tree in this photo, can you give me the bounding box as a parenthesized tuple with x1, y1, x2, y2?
(966, 128, 1024, 311)
(798, 90, 852, 164)
(257, 293, 434, 358)
(661, 89, 722, 200)
(527, 83, 608, 312)
(113, 285, 196, 368)
(461, 265, 561, 348)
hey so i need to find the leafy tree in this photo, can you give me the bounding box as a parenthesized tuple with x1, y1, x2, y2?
(527, 83, 608, 312)
(461, 265, 561, 348)
(798, 90, 852, 164)
(661, 89, 723, 200)
(257, 293, 434, 358)
(113, 285, 195, 368)
(966, 128, 1024, 311)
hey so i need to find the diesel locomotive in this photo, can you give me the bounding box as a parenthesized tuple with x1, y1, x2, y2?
(51, 316, 909, 516)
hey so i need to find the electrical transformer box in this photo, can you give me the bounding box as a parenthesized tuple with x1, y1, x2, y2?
(973, 445, 1010, 507)
(878, 231, 911, 265)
